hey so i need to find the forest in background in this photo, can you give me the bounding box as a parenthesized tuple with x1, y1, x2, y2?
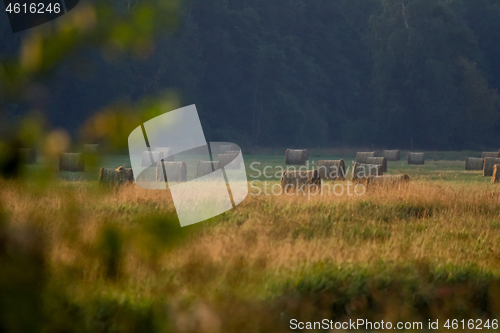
(1, 0, 499, 150)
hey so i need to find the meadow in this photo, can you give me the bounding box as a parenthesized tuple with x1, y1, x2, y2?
(1, 150, 500, 332)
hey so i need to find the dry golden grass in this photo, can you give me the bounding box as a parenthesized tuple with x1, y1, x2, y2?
(178, 181, 500, 276)
(2, 180, 500, 283)
(2, 178, 500, 331)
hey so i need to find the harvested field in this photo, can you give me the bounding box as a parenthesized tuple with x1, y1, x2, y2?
(4, 151, 500, 331)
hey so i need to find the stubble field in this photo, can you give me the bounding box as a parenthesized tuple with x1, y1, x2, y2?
(1, 151, 500, 332)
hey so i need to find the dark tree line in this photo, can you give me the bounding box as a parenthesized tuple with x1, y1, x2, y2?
(1, 0, 499, 149)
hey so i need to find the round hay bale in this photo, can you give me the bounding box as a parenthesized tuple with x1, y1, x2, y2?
(141, 151, 164, 167)
(280, 169, 321, 194)
(465, 157, 483, 171)
(19, 148, 36, 164)
(218, 152, 241, 169)
(156, 161, 187, 182)
(407, 152, 424, 165)
(364, 157, 387, 172)
(492, 165, 500, 183)
(352, 162, 382, 180)
(382, 150, 400, 161)
(59, 153, 85, 172)
(366, 174, 409, 187)
(317, 160, 346, 180)
(482, 151, 500, 158)
(355, 152, 375, 163)
(99, 167, 134, 185)
(285, 149, 308, 165)
(154, 147, 175, 161)
(483, 157, 500, 177)
(196, 160, 221, 178)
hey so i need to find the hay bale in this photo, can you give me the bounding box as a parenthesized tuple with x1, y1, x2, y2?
(285, 149, 308, 165)
(156, 161, 187, 182)
(280, 170, 321, 194)
(364, 157, 388, 172)
(483, 157, 500, 177)
(19, 148, 36, 164)
(141, 151, 164, 167)
(154, 147, 175, 161)
(383, 150, 400, 161)
(218, 152, 241, 169)
(59, 153, 85, 172)
(352, 163, 382, 180)
(366, 174, 409, 187)
(317, 160, 346, 180)
(99, 167, 134, 185)
(492, 165, 500, 183)
(407, 152, 424, 165)
(196, 160, 220, 178)
(465, 157, 483, 171)
(355, 152, 375, 163)
(482, 151, 500, 158)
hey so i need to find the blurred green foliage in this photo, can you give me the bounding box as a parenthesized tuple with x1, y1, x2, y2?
(0, 181, 189, 332)
(0, 2, 188, 332)
(0, 0, 183, 176)
(280, 263, 500, 325)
